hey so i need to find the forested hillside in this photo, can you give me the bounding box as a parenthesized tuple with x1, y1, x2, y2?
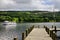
(0, 11, 60, 22)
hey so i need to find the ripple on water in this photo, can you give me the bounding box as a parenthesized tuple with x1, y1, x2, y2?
(0, 30, 18, 40)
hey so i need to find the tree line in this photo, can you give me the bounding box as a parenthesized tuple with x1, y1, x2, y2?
(0, 11, 60, 22)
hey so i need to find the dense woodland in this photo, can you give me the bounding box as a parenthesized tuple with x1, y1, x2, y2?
(0, 11, 60, 22)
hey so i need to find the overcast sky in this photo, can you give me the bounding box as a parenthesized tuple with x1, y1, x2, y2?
(0, 0, 60, 11)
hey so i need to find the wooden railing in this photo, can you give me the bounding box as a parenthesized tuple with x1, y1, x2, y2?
(44, 26, 57, 40)
(22, 25, 34, 40)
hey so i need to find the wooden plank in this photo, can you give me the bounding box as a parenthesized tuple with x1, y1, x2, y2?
(25, 28, 52, 40)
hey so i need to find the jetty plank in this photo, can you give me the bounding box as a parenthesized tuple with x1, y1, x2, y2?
(25, 28, 52, 40)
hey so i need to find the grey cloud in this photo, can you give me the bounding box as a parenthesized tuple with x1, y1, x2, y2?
(54, 0, 60, 10)
(0, 0, 59, 11)
(14, 0, 31, 4)
(0, 0, 37, 11)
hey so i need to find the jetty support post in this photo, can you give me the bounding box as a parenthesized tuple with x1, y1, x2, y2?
(52, 25, 53, 28)
(55, 26, 57, 33)
(22, 32, 24, 40)
(26, 29, 28, 37)
(14, 38, 18, 40)
(53, 33, 56, 40)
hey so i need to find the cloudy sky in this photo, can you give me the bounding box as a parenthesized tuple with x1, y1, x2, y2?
(0, 0, 60, 11)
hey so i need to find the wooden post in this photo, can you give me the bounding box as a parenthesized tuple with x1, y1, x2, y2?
(22, 33, 24, 40)
(55, 26, 57, 33)
(29, 27, 31, 33)
(31, 26, 33, 31)
(49, 30, 50, 36)
(26, 29, 28, 37)
(33, 25, 34, 28)
(47, 28, 49, 34)
(50, 30, 52, 38)
(14, 38, 18, 40)
(29, 28, 31, 33)
(45, 27, 47, 32)
(51, 31, 53, 39)
(46, 27, 48, 32)
(53, 33, 56, 40)
(28, 28, 30, 34)
(44, 25, 45, 28)
(52, 25, 53, 28)
(50, 30, 51, 37)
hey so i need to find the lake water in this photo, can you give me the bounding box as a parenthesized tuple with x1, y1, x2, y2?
(0, 22, 60, 40)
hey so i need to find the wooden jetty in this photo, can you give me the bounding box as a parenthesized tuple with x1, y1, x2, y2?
(25, 28, 52, 40)
(14, 26, 57, 40)
(21, 26, 57, 40)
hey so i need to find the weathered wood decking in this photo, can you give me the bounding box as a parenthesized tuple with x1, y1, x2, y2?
(25, 28, 52, 40)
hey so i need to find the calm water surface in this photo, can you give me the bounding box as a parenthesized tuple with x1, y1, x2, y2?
(0, 22, 60, 40)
